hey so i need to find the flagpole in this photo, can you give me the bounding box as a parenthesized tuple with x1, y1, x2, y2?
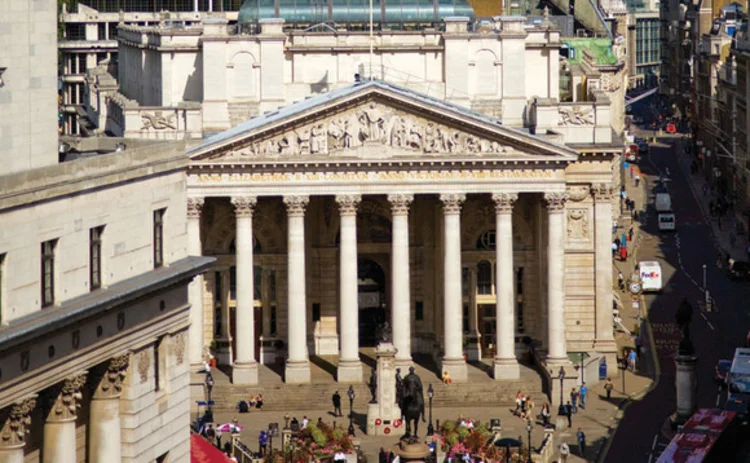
(369, 0, 374, 78)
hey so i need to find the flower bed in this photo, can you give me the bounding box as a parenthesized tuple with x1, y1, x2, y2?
(435, 420, 526, 463)
(266, 422, 354, 463)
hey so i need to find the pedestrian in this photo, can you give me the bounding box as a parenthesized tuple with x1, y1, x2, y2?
(604, 377, 614, 400)
(216, 429, 223, 450)
(379, 448, 388, 463)
(560, 442, 570, 462)
(630, 165, 634, 179)
(259, 430, 268, 456)
(635, 174, 641, 187)
(580, 382, 588, 409)
(570, 388, 579, 413)
(629, 348, 637, 372)
(577, 428, 587, 457)
(618, 271, 625, 290)
(564, 401, 573, 428)
(620, 244, 627, 261)
(526, 396, 535, 419)
(612, 241, 619, 258)
(332, 390, 342, 417)
(515, 391, 523, 415)
(541, 403, 551, 427)
(628, 227, 634, 243)
(302, 416, 309, 429)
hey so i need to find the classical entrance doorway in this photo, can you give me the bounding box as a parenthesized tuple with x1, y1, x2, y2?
(358, 258, 386, 347)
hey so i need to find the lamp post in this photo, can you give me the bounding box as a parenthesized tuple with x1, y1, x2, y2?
(557, 367, 566, 415)
(347, 385, 356, 437)
(284, 413, 291, 430)
(427, 384, 435, 436)
(526, 421, 533, 463)
(269, 424, 274, 459)
(580, 353, 585, 384)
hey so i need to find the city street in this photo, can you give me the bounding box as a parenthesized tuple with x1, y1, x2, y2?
(606, 127, 750, 461)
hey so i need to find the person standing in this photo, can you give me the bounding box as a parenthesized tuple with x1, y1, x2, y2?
(577, 428, 587, 457)
(541, 403, 551, 427)
(579, 383, 588, 409)
(559, 442, 570, 462)
(612, 240, 619, 259)
(570, 388, 579, 413)
(618, 271, 625, 290)
(379, 448, 388, 463)
(604, 378, 614, 400)
(629, 348, 637, 372)
(332, 391, 342, 417)
(635, 173, 641, 187)
(302, 416, 309, 429)
(515, 391, 523, 416)
(259, 430, 268, 456)
(564, 401, 573, 428)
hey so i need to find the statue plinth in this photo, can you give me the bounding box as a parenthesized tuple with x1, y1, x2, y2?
(366, 342, 402, 436)
(671, 354, 698, 427)
(395, 441, 431, 463)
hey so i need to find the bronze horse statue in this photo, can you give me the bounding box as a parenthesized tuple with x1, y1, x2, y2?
(398, 367, 426, 442)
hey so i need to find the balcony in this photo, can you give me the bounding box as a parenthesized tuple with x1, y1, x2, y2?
(58, 39, 118, 50)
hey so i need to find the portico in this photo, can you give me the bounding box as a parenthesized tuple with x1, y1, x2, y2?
(186, 80, 619, 386)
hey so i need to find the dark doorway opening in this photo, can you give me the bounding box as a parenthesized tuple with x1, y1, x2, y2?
(358, 257, 386, 347)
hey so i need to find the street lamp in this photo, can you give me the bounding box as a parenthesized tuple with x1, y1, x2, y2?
(557, 367, 566, 415)
(347, 385, 356, 437)
(427, 384, 435, 436)
(526, 421, 533, 463)
(284, 413, 291, 430)
(268, 424, 274, 459)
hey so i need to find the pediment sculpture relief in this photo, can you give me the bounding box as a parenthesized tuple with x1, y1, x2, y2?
(235, 103, 511, 159)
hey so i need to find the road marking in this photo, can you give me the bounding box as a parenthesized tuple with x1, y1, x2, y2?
(651, 435, 658, 450)
(716, 393, 722, 407)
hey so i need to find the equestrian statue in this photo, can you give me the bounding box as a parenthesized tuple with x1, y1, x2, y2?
(397, 366, 426, 442)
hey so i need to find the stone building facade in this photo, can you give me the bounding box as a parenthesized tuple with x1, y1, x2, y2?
(185, 80, 620, 388)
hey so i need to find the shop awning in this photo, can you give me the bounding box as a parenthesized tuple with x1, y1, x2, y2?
(191, 433, 233, 463)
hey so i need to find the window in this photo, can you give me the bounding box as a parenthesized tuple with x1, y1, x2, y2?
(41, 240, 57, 307)
(415, 301, 424, 321)
(477, 261, 493, 295)
(214, 271, 223, 337)
(153, 208, 166, 268)
(462, 304, 469, 334)
(461, 267, 469, 298)
(254, 265, 262, 301)
(90, 226, 104, 290)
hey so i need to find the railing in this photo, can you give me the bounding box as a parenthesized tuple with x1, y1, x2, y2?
(232, 436, 255, 463)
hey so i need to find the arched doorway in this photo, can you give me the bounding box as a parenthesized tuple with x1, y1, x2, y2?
(358, 258, 386, 347)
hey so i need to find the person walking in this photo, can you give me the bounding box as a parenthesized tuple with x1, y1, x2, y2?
(515, 391, 523, 416)
(629, 348, 637, 372)
(577, 428, 587, 457)
(604, 378, 614, 400)
(618, 271, 625, 290)
(570, 388, 579, 413)
(259, 430, 269, 457)
(579, 382, 588, 409)
(559, 442, 570, 462)
(628, 227, 634, 242)
(612, 240, 619, 259)
(332, 391, 342, 417)
(635, 173, 641, 187)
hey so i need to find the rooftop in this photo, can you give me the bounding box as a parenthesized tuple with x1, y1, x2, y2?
(562, 38, 619, 65)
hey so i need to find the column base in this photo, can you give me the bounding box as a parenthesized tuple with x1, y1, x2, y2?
(441, 358, 468, 382)
(465, 335, 481, 362)
(493, 358, 520, 380)
(233, 361, 259, 385)
(337, 360, 363, 383)
(285, 360, 311, 384)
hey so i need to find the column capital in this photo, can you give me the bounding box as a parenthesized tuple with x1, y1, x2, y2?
(544, 192, 567, 212)
(187, 197, 205, 219)
(0, 396, 37, 449)
(388, 193, 414, 216)
(93, 354, 130, 400)
(46, 373, 87, 423)
(231, 195, 258, 218)
(591, 183, 615, 201)
(491, 192, 518, 214)
(440, 193, 466, 214)
(283, 195, 310, 217)
(335, 194, 362, 216)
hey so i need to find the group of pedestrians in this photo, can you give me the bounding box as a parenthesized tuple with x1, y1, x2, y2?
(513, 391, 535, 420)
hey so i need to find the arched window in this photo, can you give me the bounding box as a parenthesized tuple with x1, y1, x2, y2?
(477, 260, 492, 295)
(477, 230, 496, 250)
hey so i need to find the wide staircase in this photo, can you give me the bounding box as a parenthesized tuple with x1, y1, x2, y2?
(199, 355, 547, 414)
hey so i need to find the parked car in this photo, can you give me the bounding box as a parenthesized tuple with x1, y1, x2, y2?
(729, 260, 750, 281)
(716, 359, 732, 387)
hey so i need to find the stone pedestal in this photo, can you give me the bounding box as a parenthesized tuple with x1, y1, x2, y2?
(672, 354, 698, 426)
(233, 362, 259, 385)
(395, 441, 431, 463)
(465, 334, 482, 362)
(366, 343, 402, 436)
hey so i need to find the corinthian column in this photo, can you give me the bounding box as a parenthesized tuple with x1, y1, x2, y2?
(492, 192, 520, 380)
(187, 197, 205, 370)
(0, 397, 37, 463)
(284, 195, 311, 384)
(89, 355, 129, 463)
(593, 184, 617, 356)
(336, 194, 363, 383)
(544, 192, 568, 363)
(389, 193, 414, 368)
(440, 193, 467, 382)
(232, 195, 259, 385)
(43, 373, 87, 463)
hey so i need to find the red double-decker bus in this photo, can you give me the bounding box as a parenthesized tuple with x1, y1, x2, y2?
(656, 409, 739, 463)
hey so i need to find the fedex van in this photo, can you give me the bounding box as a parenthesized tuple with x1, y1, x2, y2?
(639, 261, 663, 292)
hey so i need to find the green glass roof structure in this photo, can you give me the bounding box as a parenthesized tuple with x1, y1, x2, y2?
(562, 38, 619, 66)
(238, 0, 475, 25)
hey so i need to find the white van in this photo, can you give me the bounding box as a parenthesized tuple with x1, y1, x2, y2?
(658, 213, 676, 231)
(639, 261, 663, 292)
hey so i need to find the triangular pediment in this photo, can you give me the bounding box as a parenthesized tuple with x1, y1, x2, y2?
(188, 81, 579, 164)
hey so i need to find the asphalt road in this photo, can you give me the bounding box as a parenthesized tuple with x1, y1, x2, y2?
(605, 137, 750, 462)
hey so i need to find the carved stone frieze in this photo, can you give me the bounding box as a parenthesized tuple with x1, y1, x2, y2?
(283, 195, 310, 217)
(567, 209, 590, 241)
(231, 196, 257, 218)
(187, 197, 204, 219)
(544, 192, 567, 212)
(141, 111, 177, 130)
(566, 185, 590, 202)
(387, 193, 414, 216)
(491, 192, 518, 214)
(335, 194, 362, 216)
(231, 102, 511, 159)
(558, 105, 595, 126)
(94, 354, 130, 399)
(0, 397, 36, 448)
(440, 193, 466, 214)
(47, 374, 87, 423)
(174, 332, 186, 365)
(591, 183, 615, 201)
